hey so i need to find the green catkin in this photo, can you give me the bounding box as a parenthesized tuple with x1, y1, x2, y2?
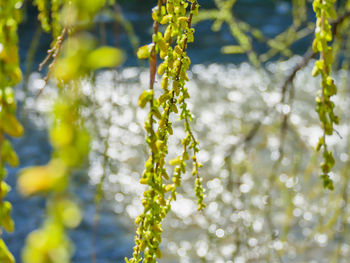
(19, 1, 123, 262)
(128, 1, 205, 263)
(34, 0, 51, 32)
(0, 1, 24, 262)
(312, 0, 338, 190)
(20, 88, 89, 263)
(51, 0, 63, 38)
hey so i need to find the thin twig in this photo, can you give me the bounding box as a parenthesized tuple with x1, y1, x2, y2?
(37, 27, 67, 97)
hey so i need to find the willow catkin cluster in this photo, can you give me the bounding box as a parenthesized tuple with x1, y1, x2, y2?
(312, 0, 338, 189)
(127, 1, 205, 262)
(34, 0, 51, 32)
(18, 1, 123, 262)
(19, 87, 89, 263)
(34, 0, 111, 36)
(0, 1, 24, 262)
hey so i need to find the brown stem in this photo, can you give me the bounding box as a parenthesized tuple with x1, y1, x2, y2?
(37, 27, 67, 97)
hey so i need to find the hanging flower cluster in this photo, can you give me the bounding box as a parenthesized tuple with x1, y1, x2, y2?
(127, 0, 205, 262)
(17, 1, 124, 262)
(19, 88, 89, 263)
(0, 1, 24, 262)
(33, 0, 109, 37)
(312, 0, 338, 190)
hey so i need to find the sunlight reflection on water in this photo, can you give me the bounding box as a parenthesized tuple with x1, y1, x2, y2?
(23, 56, 350, 263)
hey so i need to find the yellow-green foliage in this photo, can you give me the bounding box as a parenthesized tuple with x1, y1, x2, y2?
(2, 0, 349, 262)
(0, 1, 24, 262)
(34, 0, 124, 83)
(312, 0, 338, 190)
(49, 95, 90, 167)
(21, 195, 81, 263)
(17, 1, 124, 263)
(34, 0, 51, 32)
(195, 0, 259, 66)
(127, 1, 205, 262)
(194, 0, 313, 63)
(34, 0, 111, 34)
(53, 35, 125, 82)
(192, 0, 348, 187)
(19, 89, 87, 263)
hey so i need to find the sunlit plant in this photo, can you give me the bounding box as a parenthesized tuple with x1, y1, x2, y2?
(312, 0, 338, 189)
(127, 0, 205, 262)
(1, 0, 350, 263)
(16, 1, 124, 262)
(0, 1, 23, 262)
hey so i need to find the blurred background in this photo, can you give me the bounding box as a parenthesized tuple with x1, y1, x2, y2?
(5, 0, 350, 262)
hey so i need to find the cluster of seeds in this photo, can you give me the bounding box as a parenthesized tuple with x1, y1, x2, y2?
(18, 1, 122, 262)
(20, 88, 89, 263)
(128, 1, 205, 262)
(0, 1, 24, 262)
(312, 0, 338, 189)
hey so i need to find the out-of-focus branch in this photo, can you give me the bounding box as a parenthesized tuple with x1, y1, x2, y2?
(281, 11, 350, 99)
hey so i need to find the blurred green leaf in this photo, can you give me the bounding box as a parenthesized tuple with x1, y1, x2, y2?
(86, 46, 125, 70)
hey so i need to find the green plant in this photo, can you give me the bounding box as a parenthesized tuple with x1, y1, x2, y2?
(0, 1, 23, 262)
(127, 1, 205, 262)
(194, 0, 350, 190)
(15, 1, 124, 262)
(312, 0, 338, 189)
(1, 0, 350, 263)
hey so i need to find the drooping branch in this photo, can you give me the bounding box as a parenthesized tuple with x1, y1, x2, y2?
(280, 10, 350, 97)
